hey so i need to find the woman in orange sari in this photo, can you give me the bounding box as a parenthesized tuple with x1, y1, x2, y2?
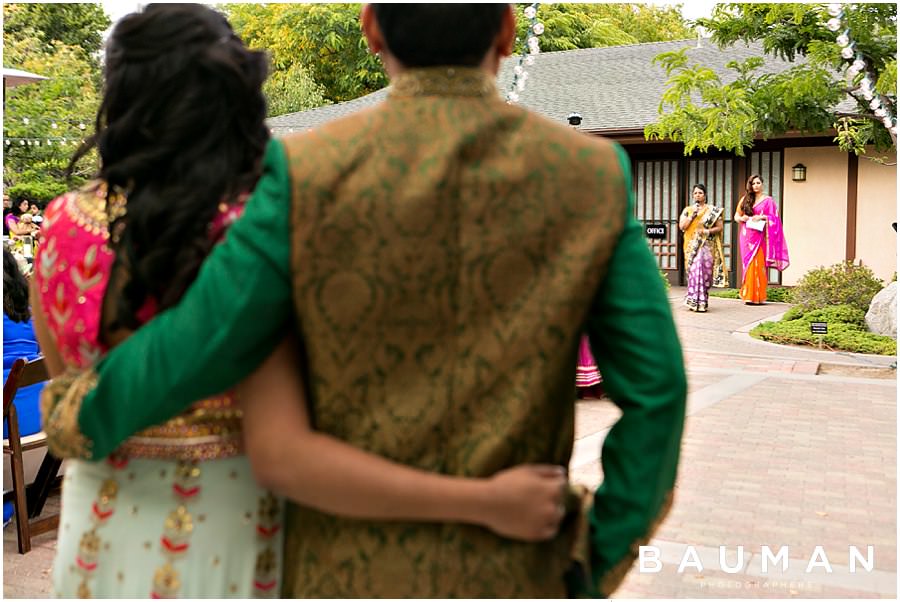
(734, 174, 790, 304)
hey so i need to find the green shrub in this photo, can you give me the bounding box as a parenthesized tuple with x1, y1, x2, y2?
(798, 304, 867, 328)
(709, 288, 740, 299)
(781, 305, 805, 321)
(792, 261, 884, 313)
(750, 304, 896, 355)
(766, 287, 794, 303)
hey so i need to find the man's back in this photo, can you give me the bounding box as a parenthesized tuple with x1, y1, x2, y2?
(41, 7, 684, 598)
(281, 68, 630, 597)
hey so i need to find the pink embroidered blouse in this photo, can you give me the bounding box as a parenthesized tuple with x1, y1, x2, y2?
(34, 181, 246, 460)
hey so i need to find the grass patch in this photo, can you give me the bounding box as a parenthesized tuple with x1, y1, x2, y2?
(750, 304, 897, 356)
(709, 287, 794, 303)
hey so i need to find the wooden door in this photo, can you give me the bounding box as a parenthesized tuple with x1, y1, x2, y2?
(686, 158, 736, 286)
(633, 159, 680, 276)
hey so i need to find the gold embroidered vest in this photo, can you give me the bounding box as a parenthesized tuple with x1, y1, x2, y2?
(281, 68, 627, 597)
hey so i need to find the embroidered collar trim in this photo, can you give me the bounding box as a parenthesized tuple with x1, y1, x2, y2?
(389, 67, 496, 98)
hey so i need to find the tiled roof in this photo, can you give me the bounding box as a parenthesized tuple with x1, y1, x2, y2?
(267, 39, 855, 135)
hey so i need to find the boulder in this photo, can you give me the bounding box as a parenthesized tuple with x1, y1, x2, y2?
(865, 281, 897, 338)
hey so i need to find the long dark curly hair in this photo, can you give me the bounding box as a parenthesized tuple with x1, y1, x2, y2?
(67, 3, 269, 334)
(4, 248, 31, 323)
(739, 174, 763, 217)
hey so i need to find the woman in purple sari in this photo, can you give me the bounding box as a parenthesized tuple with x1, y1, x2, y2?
(734, 174, 790, 304)
(679, 183, 726, 312)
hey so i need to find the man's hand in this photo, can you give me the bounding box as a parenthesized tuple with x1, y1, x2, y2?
(480, 464, 567, 542)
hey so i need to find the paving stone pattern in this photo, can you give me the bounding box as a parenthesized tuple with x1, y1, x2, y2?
(4, 289, 896, 598)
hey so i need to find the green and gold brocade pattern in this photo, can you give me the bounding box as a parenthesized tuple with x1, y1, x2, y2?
(280, 68, 628, 597)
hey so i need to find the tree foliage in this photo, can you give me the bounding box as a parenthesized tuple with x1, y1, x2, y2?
(224, 3, 385, 106)
(646, 3, 897, 156)
(224, 3, 693, 111)
(3, 3, 109, 66)
(3, 5, 105, 202)
(262, 62, 330, 117)
(515, 3, 694, 53)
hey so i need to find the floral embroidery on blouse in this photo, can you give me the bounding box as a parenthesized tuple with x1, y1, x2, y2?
(34, 181, 249, 461)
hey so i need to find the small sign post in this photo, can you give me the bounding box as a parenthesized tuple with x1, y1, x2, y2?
(810, 321, 827, 349)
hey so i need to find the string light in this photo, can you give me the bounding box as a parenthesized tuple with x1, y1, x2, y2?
(4, 137, 82, 146)
(6, 116, 94, 127)
(828, 4, 896, 137)
(506, 3, 542, 104)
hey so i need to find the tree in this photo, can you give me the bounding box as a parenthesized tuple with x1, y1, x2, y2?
(224, 3, 386, 106)
(225, 3, 694, 110)
(645, 3, 897, 156)
(514, 4, 695, 53)
(263, 63, 330, 118)
(3, 8, 104, 202)
(3, 3, 109, 67)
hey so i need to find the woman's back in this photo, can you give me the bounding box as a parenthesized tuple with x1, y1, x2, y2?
(29, 6, 280, 593)
(34, 179, 282, 600)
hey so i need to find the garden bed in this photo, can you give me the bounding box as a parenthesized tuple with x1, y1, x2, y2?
(750, 304, 897, 356)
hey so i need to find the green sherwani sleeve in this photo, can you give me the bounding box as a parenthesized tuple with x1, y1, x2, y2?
(77, 139, 294, 460)
(581, 144, 687, 595)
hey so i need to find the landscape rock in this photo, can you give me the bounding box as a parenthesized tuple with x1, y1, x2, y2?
(865, 281, 897, 338)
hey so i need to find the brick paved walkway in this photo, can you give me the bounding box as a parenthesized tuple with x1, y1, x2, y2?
(5, 288, 896, 598)
(574, 288, 896, 599)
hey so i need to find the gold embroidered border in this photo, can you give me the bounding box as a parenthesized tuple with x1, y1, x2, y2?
(114, 397, 243, 460)
(116, 436, 242, 461)
(40, 368, 96, 459)
(597, 490, 675, 598)
(63, 181, 128, 240)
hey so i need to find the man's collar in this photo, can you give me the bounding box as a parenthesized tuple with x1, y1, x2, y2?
(389, 67, 497, 98)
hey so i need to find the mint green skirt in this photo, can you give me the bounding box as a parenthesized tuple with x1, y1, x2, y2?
(52, 455, 283, 598)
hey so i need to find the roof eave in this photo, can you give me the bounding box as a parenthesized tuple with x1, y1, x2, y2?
(583, 127, 842, 144)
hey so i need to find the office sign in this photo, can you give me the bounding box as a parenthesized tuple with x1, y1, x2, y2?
(644, 223, 668, 240)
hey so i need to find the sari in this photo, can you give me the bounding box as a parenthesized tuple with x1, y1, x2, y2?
(682, 204, 726, 311)
(576, 335, 602, 386)
(737, 196, 789, 303)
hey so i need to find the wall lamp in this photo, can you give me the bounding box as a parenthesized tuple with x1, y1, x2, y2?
(791, 163, 807, 182)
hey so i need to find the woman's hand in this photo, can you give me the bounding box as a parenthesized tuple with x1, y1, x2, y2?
(480, 464, 567, 542)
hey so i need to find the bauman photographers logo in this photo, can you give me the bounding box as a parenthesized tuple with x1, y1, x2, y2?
(638, 545, 875, 574)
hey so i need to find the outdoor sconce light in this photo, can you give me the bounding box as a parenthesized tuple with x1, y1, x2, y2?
(791, 163, 807, 182)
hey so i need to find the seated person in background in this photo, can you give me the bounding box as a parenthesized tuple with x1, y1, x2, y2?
(3, 248, 45, 439)
(5, 199, 34, 238)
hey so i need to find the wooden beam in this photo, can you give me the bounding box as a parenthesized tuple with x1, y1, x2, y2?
(846, 153, 859, 261)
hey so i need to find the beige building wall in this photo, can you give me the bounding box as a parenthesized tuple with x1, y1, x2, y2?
(855, 150, 897, 283)
(781, 147, 849, 286)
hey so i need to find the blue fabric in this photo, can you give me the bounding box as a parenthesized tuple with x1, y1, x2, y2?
(3, 313, 44, 439)
(3, 500, 12, 526)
